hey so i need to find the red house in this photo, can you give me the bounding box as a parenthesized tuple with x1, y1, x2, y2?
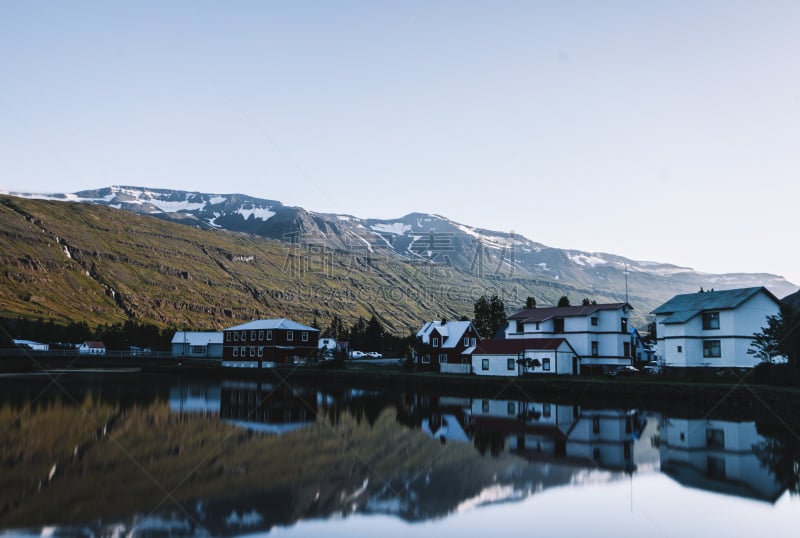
(414, 320, 481, 371)
(223, 318, 320, 365)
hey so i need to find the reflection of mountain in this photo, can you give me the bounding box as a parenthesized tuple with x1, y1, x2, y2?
(659, 417, 785, 502)
(3, 376, 794, 537)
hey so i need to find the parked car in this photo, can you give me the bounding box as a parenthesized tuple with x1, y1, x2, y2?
(605, 365, 639, 377)
(642, 364, 662, 375)
(366, 351, 382, 358)
(349, 350, 366, 359)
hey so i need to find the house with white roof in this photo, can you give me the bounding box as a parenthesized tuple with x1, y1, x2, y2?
(223, 318, 320, 367)
(171, 331, 224, 358)
(12, 339, 49, 351)
(652, 286, 783, 369)
(414, 319, 481, 373)
(471, 338, 579, 376)
(505, 303, 634, 371)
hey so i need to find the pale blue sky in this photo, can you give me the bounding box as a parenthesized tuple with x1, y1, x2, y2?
(1, 1, 798, 286)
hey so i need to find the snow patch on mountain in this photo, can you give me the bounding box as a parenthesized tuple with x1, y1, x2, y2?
(371, 223, 412, 235)
(236, 206, 275, 221)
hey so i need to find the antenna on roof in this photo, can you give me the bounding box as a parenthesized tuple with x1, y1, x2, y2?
(624, 265, 629, 305)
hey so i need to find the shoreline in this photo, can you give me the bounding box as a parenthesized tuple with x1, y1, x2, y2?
(2, 355, 799, 424)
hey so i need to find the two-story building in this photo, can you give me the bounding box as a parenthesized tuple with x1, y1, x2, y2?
(504, 303, 634, 371)
(222, 318, 320, 367)
(415, 320, 481, 373)
(652, 286, 783, 369)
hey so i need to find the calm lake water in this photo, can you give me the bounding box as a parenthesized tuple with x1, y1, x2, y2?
(1, 372, 798, 537)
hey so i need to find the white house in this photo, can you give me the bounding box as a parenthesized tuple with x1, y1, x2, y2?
(171, 331, 224, 359)
(78, 341, 106, 355)
(318, 337, 338, 352)
(659, 417, 784, 502)
(505, 303, 634, 370)
(12, 339, 49, 351)
(471, 338, 578, 376)
(652, 286, 783, 369)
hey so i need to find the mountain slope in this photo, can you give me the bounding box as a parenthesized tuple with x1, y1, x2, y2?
(0, 191, 796, 331)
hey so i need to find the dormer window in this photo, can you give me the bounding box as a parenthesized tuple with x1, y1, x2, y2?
(702, 312, 720, 330)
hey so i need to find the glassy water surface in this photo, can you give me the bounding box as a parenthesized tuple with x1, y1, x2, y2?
(1, 373, 798, 537)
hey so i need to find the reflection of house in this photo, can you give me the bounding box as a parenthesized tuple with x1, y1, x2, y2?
(414, 320, 481, 372)
(653, 287, 783, 368)
(171, 331, 224, 358)
(659, 417, 785, 502)
(79, 341, 106, 355)
(505, 303, 634, 370)
(471, 338, 578, 376)
(222, 318, 320, 367)
(563, 409, 644, 473)
(219, 381, 317, 434)
(169, 383, 221, 415)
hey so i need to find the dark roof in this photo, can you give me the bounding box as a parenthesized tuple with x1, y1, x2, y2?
(474, 338, 571, 355)
(652, 287, 780, 324)
(783, 289, 800, 314)
(508, 303, 631, 323)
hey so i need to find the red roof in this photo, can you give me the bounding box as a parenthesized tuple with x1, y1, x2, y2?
(508, 303, 631, 322)
(473, 338, 569, 355)
(83, 341, 106, 348)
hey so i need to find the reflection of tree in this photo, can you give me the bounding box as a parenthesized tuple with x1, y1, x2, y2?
(754, 423, 800, 495)
(473, 430, 505, 457)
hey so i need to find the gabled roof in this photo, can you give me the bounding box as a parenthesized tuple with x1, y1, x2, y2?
(226, 318, 320, 332)
(508, 303, 631, 323)
(473, 338, 573, 355)
(82, 341, 106, 349)
(171, 331, 224, 345)
(652, 286, 780, 324)
(416, 320, 479, 347)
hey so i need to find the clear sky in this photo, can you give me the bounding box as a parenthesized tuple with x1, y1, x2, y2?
(1, 1, 798, 285)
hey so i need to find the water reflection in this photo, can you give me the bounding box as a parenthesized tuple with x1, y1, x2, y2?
(1, 375, 799, 537)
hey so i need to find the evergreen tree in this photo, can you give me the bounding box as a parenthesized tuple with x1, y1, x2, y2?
(557, 296, 571, 307)
(473, 294, 506, 338)
(525, 296, 537, 309)
(582, 298, 591, 306)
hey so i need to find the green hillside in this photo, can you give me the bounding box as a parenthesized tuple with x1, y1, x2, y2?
(0, 196, 653, 334)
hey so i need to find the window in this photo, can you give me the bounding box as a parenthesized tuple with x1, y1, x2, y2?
(226, 332, 231, 341)
(421, 355, 430, 364)
(471, 337, 477, 346)
(624, 342, 631, 358)
(258, 330, 264, 341)
(677, 345, 683, 353)
(432, 337, 439, 347)
(249, 347, 255, 357)
(287, 331, 293, 341)
(703, 340, 721, 358)
(507, 402, 516, 415)
(591, 341, 599, 357)
(703, 311, 720, 330)
(482, 400, 490, 413)
(233, 347, 238, 357)
(593, 416, 600, 434)
(464, 337, 470, 347)
(535, 322, 540, 330)
(234, 332, 239, 342)
(621, 318, 628, 333)
(507, 358, 516, 370)
(190, 345, 205, 355)
(439, 354, 448, 364)
(302, 331, 308, 342)
(482, 358, 489, 370)
(250, 331, 256, 341)
(543, 358, 551, 371)
(267, 330, 272, 340)
(554, 318, 564, 333)
(241, 346, 247, 357)
(241, 331, 247, 341)
(258, 346, 264, 357)
(707, 428, 725, 449)
(516, 320, 524, 333)
(591, 317, 598, 326)
(543, 403, 551, 418)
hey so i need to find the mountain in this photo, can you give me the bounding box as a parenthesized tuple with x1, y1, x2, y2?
(1, 187, 797, 330)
